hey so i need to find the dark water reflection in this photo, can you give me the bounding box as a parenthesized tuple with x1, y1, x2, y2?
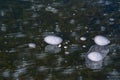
(0, 0, 120, 80)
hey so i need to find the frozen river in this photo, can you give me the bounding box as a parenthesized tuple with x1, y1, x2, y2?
(0, 0, 120, 80)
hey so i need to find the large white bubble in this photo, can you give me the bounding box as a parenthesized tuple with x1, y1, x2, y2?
(44, 35, 63, 45)
(94, 35, 110, 46)
(88, 52, 103, 61)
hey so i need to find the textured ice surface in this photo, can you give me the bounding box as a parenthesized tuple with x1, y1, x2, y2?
(45, 45, 61, 53)
(0, 0, 119, 80)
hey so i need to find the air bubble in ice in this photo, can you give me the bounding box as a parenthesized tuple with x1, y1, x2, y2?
(28, 43, 36, 48)
(94, 35, 110, 46)
(44, 35, 63, 45)
(88, 52, 103, 61)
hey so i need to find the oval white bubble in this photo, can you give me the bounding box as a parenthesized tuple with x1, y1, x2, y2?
(44, 35, 63, 45)
(94, 35, 110, 46)
(88, 52, 103, 61)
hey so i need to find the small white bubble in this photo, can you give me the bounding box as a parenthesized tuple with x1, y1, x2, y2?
(73, 13, 76, 16)
(103, 13, 108, 16)
(28, 43, 36, 48)
(109, 18, 115, 21)
(64, 46, 68, 49)
(82, 45, 86, 48)
(58, 44, 62, 47)
(80, 37, 86, 41)
(65, 41, 69, 44)
(85, 26, 88, 29)
(65, 51, 70, 54)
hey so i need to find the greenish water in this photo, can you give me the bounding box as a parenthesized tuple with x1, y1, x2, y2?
(0, 0, 120, 80)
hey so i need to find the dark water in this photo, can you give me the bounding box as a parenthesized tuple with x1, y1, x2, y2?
(0, 0, 120, 80)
